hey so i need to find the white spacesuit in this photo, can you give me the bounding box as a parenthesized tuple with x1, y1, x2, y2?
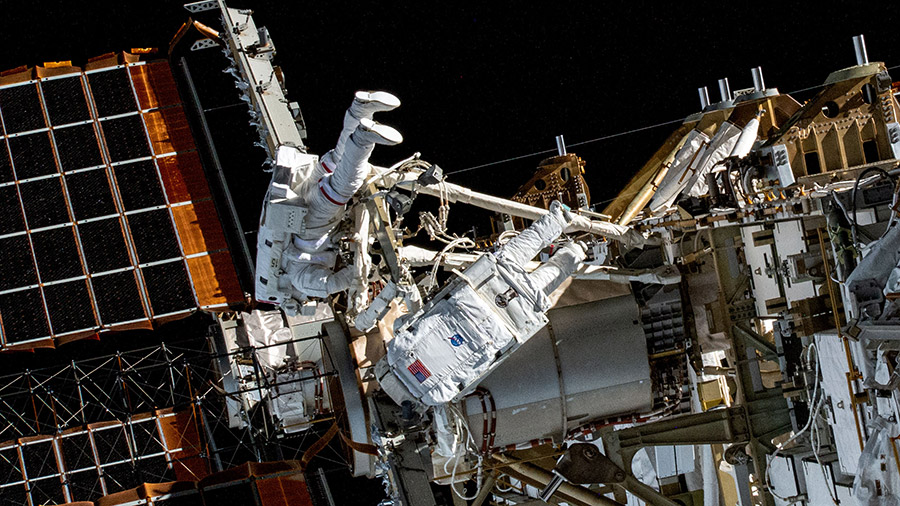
(255, 92, 402, 313)
(376, 201, 586, 408)
(255, 95, 587, 409)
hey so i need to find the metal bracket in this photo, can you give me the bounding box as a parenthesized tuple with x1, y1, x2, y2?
(183, 0, 217, 13)
(733, 323, 779, 361)
(365, 184, 404, 282)
(191, 38, 218, 51)
(556, 443, 626, 485)
(220, 5, 305, 153)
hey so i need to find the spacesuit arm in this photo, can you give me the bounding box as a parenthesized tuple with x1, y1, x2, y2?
(496, 201, 571, 267)
(529, 242, 588, 295)
(289, 263, 354, 299)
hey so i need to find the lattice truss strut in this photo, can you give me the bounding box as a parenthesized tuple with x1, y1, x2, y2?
(0, 330, 346, 505)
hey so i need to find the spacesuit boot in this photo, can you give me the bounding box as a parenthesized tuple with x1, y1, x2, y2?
(303, 118, 403, 236)
(323, 117, 402, 204)
(350, 91, 401, 119)
(316, 91, 401, 179)
(354, 117, 403, 146)
(334, 91, 401, 164)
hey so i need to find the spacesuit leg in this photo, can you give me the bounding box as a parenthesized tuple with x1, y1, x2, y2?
(289, 262, 355, 299)
(334, 91, 401, 164)
(496, 201, 571, 267)
(303, 118, 403, 235)
(528, 242, 587, 295)
(331, 118, 403, 198)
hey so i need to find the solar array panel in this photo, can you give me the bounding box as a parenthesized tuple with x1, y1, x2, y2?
(0, 410, 202, 505)
(0, 60, 244, 350)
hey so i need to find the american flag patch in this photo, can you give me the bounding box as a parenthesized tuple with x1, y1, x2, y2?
(407, 359, 431, 383)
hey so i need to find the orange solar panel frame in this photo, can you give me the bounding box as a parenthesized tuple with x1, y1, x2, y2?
(0, 56, 245, 350)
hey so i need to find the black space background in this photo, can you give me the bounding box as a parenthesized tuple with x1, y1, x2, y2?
(2, 2, 899, 212)
(0, 1, 898, 504)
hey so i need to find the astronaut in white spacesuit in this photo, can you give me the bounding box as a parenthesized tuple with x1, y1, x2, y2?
(286, 92, 402, 293)
(255, 92, 402, 312)
(377, 201, 587, 408)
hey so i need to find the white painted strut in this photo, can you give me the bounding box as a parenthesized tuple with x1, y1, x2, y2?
(387, 172, 651, 247)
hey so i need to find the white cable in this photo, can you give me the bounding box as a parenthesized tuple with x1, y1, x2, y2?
(494, 474, 515, 493)
(446, 117, 688, 175)
(810, 410, 838, 506)
(765, 343, 837, 504)
(443, 403, 484, 501)
(425, 237, 476, 292)
(367, 153, 429, 187)
(875, 179, 900, 241)
(764, 348, 820, 493)
(805, 346, 838, 505)
(497, 230, 519, 245)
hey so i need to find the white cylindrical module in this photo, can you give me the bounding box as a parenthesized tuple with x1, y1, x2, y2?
(463, 294, 652, 450)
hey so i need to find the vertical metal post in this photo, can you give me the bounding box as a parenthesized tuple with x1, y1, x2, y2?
(250, 351, 272, 451)
(698, 86, 710, 109)
(853, 34, 869, 65)
(47, 389, 60, 431)
(244, 404, 263, 464)
(184, 362, 210, 472)
(162, 342, 177, 406)
(198, 400, 224, 472)
(555, 135, 567, 156)
(116, 352, 133, 414)
(751, 67, 765, 92)
(126, 416, 139, 466)
(73, 361, 87, 425)
(314, 467, 338, 506)
(733, 462, 754, 505)
(249, 478, 265, 506)
(718, 78, 731, 102)
(25, 371, 39, 433)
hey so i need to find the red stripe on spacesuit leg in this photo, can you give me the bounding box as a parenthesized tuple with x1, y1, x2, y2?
(318, 178, 347, 205)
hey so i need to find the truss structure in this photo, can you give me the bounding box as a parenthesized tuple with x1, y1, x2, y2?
(0, 318, 346, 505)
